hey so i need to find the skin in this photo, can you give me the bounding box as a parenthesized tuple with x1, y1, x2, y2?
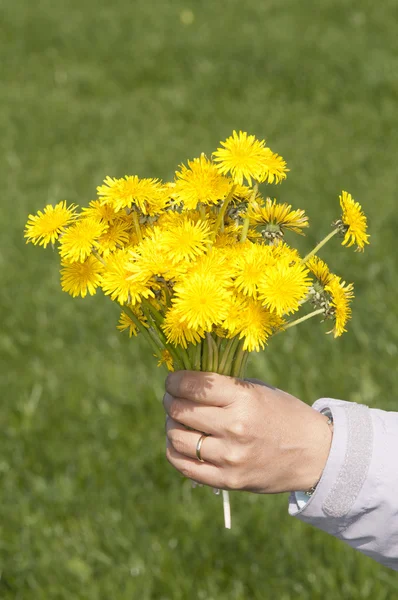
(163, 371, 333, 494)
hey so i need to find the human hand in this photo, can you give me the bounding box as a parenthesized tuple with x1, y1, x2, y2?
(163, 371, 333, 494)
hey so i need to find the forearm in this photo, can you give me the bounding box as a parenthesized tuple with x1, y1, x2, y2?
(289, 398, 398, 570)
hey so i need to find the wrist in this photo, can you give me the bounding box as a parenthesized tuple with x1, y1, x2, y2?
(298, 411, 334, 493)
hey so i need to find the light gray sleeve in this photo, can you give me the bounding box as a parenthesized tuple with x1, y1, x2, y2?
(289, 398, 398, 570)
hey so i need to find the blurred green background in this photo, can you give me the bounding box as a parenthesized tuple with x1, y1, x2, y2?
(1, 0, 398, 597)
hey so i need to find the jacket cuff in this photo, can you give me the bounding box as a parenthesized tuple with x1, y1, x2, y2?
(288, 398, 373, 536)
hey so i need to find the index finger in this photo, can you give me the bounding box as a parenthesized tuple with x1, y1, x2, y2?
(165, 370, 254, 406)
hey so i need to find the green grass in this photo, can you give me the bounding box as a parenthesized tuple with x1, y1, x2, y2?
(1, 0, 398, 597)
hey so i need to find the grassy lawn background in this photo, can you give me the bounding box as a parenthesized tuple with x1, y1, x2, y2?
(1, 0, 398, 597)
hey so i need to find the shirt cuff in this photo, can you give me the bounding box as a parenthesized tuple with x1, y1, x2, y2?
(288, 398, 373, 536)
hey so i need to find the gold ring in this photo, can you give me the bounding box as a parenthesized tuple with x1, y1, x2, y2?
(196, 433, 209, 462)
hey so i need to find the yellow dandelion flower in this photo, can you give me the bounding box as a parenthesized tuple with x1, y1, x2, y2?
(233, 243, 281, 298)
(238, 300, 284, 352)
(24, 201, 77, 248)
(127, 228, 187, 282)
(162, 307, 204, 349)
(186, 248, 232, 286)
(213, 130, 269, 186)
(272, 242, 301, 262)
(148, 288, 168, 312)
(97, 219, 131, 256)
(308, 256, 334, 287)
(144, 184, 171, 216)
(157, 208, 208, 230)
(157, 349, 174, 371)
(101, 249, 154, 305)
(161, 217, 211, 264)
(249, 198, 308, 235)
(174, 154, 232, 209)
(215, 230, 240, 247)
(81, 200, 118, 224)
(259, 262, 311, 316)
(325, 276, 354, 337)
(214, 326, 227, 339)
(259, 149, 289, 184)
(339, 191, 369, 251)
(214, 223, 241, 247)
(213, 131, 288, 187)
(97, 175, 163, 213)
(118, 311, 138, 337)
(247, 228, 263, 243)
(60, 256, 103, 298)
(172, 273, 231, 331)
(127, 239, 164, 280)
(59, 217, 108, 263)
(222, 295, 247, 338)
(117, 309, 146, 337)
(231, 184, 254, 201)
(114, 211, 142, 246)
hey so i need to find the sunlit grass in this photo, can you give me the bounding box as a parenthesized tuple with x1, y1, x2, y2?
(1, 0, 398, 596)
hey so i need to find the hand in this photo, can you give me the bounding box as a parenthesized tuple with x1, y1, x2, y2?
(163, 371, 333, 494)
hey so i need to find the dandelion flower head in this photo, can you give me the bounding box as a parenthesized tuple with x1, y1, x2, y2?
(25, 201, 77, 248)
(59, 217, 108, 263)
(60, 256, 103, 298)
(174, 154, 232, 210)
(325, 276, 354, 337)
(213, 131, 269, 186)
(339, 191, 369, 251)
(259, 262, 311, 316)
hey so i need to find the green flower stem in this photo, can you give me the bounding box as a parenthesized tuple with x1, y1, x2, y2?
(283, 308, 325, 330)
(179, 347, 193, 370)
(140, 302, 163, 341)
(301, 228, 339, 264)
(193, 341, 202, 371)
(163, 285, 172, 307)
(132, 211, 143, 243)
(122, 305, 164, 357)
(209, 185, 237, 244)
(199, 204, 206, 220)
(218, 337, 236, 372)
(240, 183, 258, 243)
(211, 334, 219, 372)
(202, 337, 208, 371)
(231, 340, 247, 378)
(143, 301, 193, 372)
(239, 218, 250, 243)
(91, 249, 107, 266)
(238, 352, 249, 378)
(140, 301, 184, 369)
(205, 333, 214, 372)
(141, 299, 165, 327)
(188, 343, 196, 365)
(218, 336, 240, 375)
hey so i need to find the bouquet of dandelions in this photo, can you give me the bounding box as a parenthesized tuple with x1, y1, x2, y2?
(25, 131, 369, 528)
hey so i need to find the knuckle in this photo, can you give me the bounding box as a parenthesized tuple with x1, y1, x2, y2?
(223, 447, 247, 467)
(224, 471, 243, 491)
(180, 463, 195, 480)
(168, 399, 181, 421)
(180, 373, 201, 398)
(168, 430, 185, 454)
(227, 415, 250, 440)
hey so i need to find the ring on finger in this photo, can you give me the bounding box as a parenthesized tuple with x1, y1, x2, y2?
(196, 433, 210, 463)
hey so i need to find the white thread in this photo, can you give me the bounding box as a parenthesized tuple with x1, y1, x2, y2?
(222, 490, 231, 529)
